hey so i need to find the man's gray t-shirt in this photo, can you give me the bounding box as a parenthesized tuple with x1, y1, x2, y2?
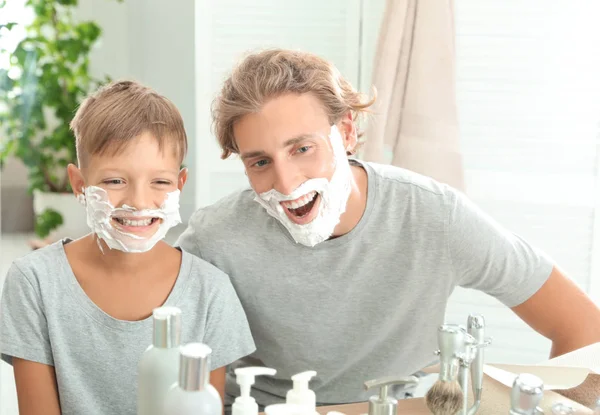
(0, 241, 256, 415)
(176, 160, 553, 406)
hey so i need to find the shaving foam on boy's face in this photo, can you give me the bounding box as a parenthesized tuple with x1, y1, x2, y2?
(253, 125, 352, 247)
(81, 186, 181, 253)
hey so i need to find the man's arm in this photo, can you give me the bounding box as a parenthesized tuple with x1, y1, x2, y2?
(511, 266, 600, 358)
(13, 358, 61, 415)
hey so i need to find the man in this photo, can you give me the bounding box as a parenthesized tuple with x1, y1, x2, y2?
(177, 48, 600, 407)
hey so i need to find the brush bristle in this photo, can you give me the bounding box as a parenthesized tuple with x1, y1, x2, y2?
(425, 379, 463, 415)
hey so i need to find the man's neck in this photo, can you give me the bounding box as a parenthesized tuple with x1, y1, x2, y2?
(332, 164, 369, 237)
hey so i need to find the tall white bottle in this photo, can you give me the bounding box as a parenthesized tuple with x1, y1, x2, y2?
(163, 343, 222, 415)
(137, 306, 182, 415)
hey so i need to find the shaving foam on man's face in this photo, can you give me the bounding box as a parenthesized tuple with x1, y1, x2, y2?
(253, 125, 352, 247)
(80, 186, 182, 253)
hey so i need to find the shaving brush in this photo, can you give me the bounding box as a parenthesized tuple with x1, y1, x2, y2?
(426, 380, 463, 415)
(425, 324, 466, 415)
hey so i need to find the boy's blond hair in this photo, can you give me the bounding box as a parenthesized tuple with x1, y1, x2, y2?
(71, 80, 187, 166)
(212, 49, 376, 159)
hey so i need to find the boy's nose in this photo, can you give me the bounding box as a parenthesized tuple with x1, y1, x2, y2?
(125, 187, 154, 211)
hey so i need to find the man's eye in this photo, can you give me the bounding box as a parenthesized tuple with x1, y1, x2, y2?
(103, 179, 124, 185)
(297, 146, 311, 154)
(254, 160, 269, 167)
(155, 180, 172, 185)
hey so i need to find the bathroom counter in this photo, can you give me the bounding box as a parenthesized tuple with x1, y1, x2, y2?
(261, 373, 599, 414)
(314, 398, 427, 414)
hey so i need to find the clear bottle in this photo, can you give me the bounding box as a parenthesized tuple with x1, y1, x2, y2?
(137, 306, 182, 415)
(163, 343, 222, 415)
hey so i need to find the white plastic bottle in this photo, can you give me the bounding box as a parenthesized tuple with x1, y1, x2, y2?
(286, 371, 318, 414)
(137, 306, 182, 415)
(163, 343, 222, 415)
(232, 366, 277, 415)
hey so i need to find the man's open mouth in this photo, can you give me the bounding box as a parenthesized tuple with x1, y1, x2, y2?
(112, 217, 159, 227)
(280, 191, 319, 218)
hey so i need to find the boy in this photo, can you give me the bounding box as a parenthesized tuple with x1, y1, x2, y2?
(177, 49, 600, 407)
(0, 80, 256, 415)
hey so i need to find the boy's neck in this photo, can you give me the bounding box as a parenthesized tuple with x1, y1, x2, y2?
(85, 235, 170, 276)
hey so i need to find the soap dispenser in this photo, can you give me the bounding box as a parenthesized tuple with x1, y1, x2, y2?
(163, 343, 221, 415)
(363, 375, 419, 415)
(232, 366, 277, 415)
(137, 306, 182, 415)
(286, 371, 317, 413)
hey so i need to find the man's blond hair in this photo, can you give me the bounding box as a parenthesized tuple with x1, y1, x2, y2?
(212, 49, 375, 159)
(71, 80, 187, 166)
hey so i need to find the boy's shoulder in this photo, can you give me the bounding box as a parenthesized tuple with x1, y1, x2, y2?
(9, 240, 68, 280)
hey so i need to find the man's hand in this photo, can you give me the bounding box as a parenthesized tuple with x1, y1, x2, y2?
(511, 266, 600, 358)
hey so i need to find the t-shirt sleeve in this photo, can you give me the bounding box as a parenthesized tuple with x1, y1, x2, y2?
(0, 263, 54, 366)
(202, 270, 256, 370)
(176, 212, 203, 258)
(445, 188, 554, 307)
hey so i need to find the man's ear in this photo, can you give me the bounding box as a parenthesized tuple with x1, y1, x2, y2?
(338, 112, 357, 154)
(178, 167, 188, 190)
(67, 164, 85, 197)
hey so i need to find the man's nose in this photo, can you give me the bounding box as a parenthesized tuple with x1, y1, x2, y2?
(273, 162, 302, 196)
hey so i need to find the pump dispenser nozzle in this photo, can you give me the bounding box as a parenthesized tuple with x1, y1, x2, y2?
(232, 367, 277, 415)
(286, 371, 317, 412)
(364, 375, 419, 415)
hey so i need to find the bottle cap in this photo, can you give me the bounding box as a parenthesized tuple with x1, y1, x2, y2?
(179, 343, 211, 391)
(152, 306, 182, 348)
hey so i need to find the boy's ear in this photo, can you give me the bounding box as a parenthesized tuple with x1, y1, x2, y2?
(178, 167, 188, 190)
(67, 164, 85, 197)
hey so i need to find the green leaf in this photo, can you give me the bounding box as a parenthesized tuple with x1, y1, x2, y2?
(75, 22, 101, 44)
(0, 22, 17, 31)
(35, 207, 63, 238)
(56, 0, 78, 5)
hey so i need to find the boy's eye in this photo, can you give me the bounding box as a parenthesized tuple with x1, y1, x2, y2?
(154, 180, 172, 185)
(103, 179, 124, 185)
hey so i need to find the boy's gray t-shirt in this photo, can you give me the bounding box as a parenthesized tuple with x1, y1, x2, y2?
(0, 241, 256, 415)
(176, 160, 554, 407)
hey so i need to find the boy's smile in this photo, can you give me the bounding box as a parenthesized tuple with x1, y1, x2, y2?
(112, 216, 162, 236)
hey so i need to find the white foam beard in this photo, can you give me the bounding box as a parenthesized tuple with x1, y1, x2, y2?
(253, 125, 352, 247)
(81, 186, 182, 253)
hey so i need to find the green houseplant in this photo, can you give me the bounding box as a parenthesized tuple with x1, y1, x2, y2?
(0, 0, 119, 239)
